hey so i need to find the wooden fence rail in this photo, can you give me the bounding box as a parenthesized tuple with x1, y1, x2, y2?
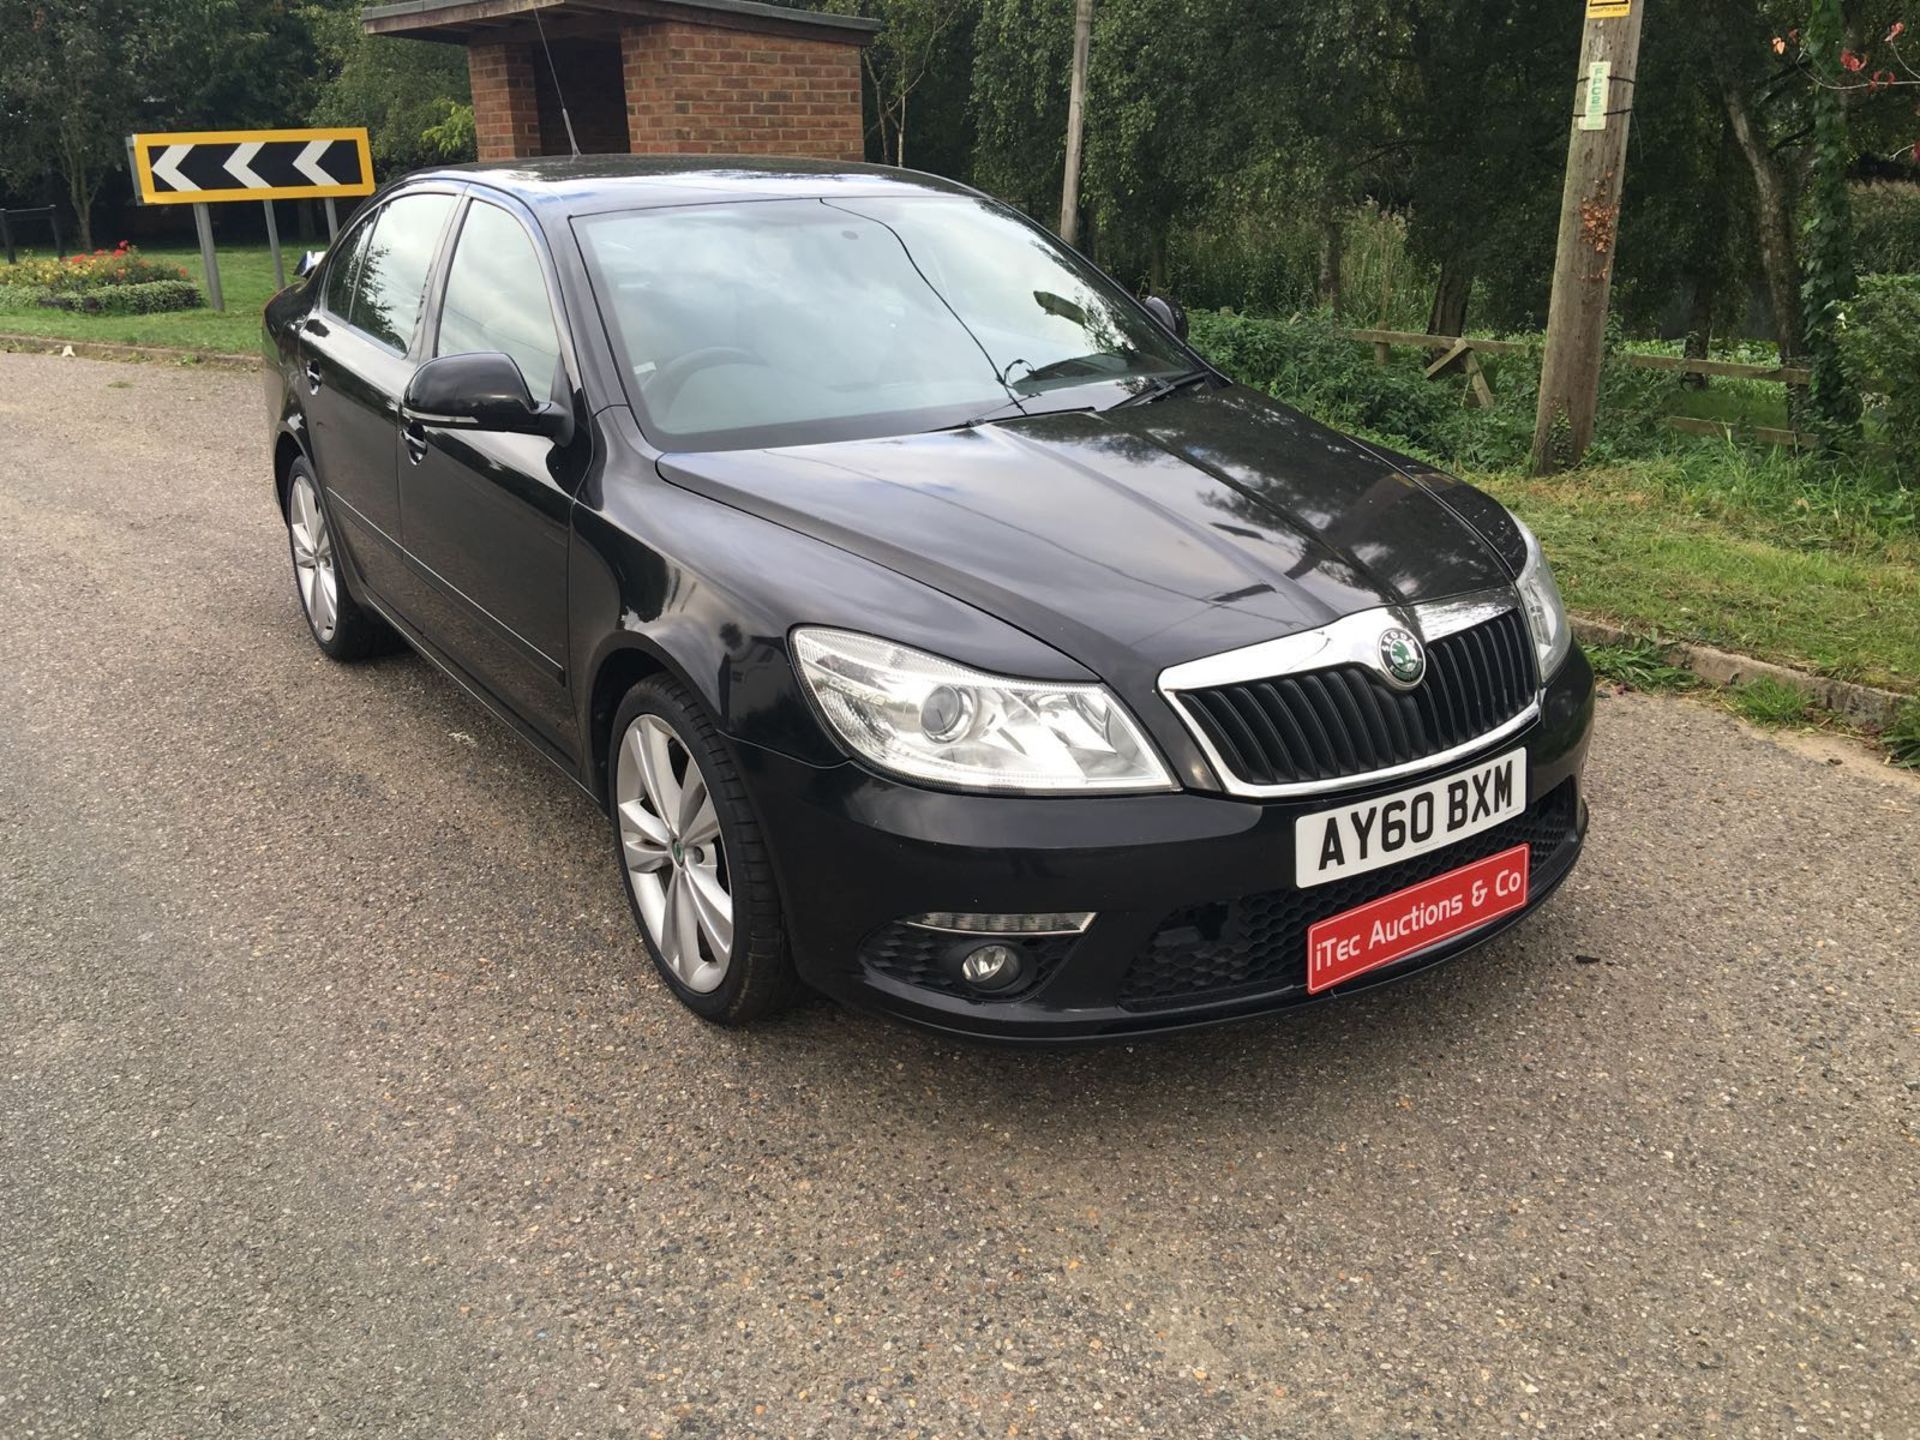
(1341, 327, 1814, 449)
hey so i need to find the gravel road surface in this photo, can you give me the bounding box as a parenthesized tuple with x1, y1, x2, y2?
(2, 351, 1916, 1438)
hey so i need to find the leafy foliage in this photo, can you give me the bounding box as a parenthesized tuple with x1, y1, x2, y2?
(1586, 639, 1701, 692)
(0, 0, 156, 247)
(1185, 309, 1684, 472)
(1799, 0, 1864, 442)
(821, 0, 974, 168)
(1852, 183, 1920, 274)
(300, 3, 474, 174)
(1886, 699, 1920, 767)
(0, 244, 191, 293)
(1725, 675, 1815, 726)
(1837, 274, 1920, 461)
(34, 278, 203, 313)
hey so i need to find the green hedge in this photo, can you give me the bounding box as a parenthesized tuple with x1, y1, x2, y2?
(1183, 308, 1677, 471)
(1840, 274, 1920, 460)
(32, 280, 203, 315)
(1853, 183, 1920, 276)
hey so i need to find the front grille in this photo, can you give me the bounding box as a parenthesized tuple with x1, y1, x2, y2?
(858, 923, 1076, 1001)
(1175, 608, 1538, 788)
(1118, 781, 1581, 1009)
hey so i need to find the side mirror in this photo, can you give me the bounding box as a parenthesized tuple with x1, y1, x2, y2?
(1144, 294, 1189, 341)
(295, 250, 326, 281)
(403, 352, 573, 444)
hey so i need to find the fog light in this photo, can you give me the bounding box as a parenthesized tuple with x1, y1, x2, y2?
(905, 911, 1094, 935)
(960, 943, 1023, 990)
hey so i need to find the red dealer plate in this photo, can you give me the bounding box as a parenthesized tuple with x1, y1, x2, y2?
(1306, 843, 1531, 995)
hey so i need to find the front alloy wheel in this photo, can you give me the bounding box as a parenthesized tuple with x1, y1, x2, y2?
(617, 714, 733, 994)
(608, 676, 800, 1024)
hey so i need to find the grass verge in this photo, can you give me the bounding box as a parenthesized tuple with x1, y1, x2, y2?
(0, 245, 290, 353)
(1474, 462, 1920, 695)
(1883, 702, 1920, 768)
(1722, 676, 1815, 728)
(1584, 638, 1700, 693)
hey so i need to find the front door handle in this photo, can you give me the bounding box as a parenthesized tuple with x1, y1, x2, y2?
(304, 362, 323, 394)
(403, 422, 429, 465)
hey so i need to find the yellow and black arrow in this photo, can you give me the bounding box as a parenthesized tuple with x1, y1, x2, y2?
(130, 128, 376, 206)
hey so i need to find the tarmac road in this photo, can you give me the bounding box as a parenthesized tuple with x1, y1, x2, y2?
(2, 350, 1916, 1439)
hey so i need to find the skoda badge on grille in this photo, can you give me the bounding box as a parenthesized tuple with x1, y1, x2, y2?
(1378, 627, 1426, 689)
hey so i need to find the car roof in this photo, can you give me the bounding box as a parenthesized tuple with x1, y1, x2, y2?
(402, 154, 981, 213)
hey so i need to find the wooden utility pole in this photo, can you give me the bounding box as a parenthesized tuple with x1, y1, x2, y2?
(1529, 0, 1647, 474)
(1059, 0, 1094, 245)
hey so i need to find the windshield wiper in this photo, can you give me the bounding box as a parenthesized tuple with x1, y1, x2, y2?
(1110, 368, 1214, 409)
(941, 397, 1098, 432)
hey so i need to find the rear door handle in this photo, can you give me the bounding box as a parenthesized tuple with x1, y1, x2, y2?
(304, 362, 323, 394)
(403, 422, 429, 465)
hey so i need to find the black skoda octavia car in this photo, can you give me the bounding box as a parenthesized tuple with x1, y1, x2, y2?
(263, 156, 1592, 1040)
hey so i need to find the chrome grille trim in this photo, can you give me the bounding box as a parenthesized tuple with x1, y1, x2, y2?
(1159, 588, 1541, 799)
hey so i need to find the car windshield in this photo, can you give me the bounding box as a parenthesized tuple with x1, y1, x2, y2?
(573, 194, 1192, 450)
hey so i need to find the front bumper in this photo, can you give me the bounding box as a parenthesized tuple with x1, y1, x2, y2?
(738, 647, 1595, 1041)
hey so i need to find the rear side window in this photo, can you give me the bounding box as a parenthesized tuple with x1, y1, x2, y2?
(350, 193, 456, 352)
(437, 200, 562, 391)
(321, 217, 373, 317)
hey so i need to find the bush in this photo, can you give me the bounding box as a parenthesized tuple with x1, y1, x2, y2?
(35, 280, 203, 315)
(0, 243, 194, 295)
(1886, 700, 1920, 770)
(1184, 308, 1681, 471)
(1852, 183, 1920, 276)
(1185, 308, 1916, 546)
(1837, 274, 1920, 462)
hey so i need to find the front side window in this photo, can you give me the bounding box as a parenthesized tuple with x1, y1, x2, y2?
(321, 214, 375, 317)
(350, 192, 456, 352)
(438, 200, 562, 392)
(574, 195, 1189, 450)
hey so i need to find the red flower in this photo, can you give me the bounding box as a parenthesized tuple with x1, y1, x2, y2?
(1841, 48, 1867, 71)
(1772, 35, 1788, 54)
(1872, 68, 1897, 92)
(1888, 21, 1907, 41)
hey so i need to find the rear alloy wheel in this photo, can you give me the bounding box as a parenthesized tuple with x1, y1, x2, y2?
(610, 676, 800, 1024)
(284, 457, 389, 660)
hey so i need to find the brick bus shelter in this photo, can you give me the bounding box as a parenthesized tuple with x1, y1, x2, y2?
(363, 0, 879, 164)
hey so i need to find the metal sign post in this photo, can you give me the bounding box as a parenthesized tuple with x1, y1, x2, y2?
(126, 126, 374, 307)
(262, 200, 285, 289)
(192, 203, 224, 312)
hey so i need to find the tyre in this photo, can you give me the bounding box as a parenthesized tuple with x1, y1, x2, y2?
(609, 674, 801, 1024)
(284, 457, 391, 661)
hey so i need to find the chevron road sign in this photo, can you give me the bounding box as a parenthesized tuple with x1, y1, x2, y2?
(129, 128, 374, 206)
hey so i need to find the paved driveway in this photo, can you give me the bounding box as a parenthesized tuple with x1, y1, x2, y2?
(2, 351, 1915, 1438)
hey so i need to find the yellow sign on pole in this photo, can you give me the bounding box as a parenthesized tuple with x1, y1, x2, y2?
(1586, 0, 1632, 17)
(130, 127, 375, 206)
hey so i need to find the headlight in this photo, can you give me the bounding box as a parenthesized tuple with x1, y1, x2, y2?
(1514, 520, 1571, 679)
(792, 628, 1175, 793)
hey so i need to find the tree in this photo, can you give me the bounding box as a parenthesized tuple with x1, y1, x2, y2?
(824, 0, 974, 167)
(1800, 0, 1864, 439)
(0, 0, 159, 248)
(300, 2, 474, 176)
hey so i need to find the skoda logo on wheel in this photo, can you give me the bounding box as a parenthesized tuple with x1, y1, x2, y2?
(1379, 627, 1426, 689)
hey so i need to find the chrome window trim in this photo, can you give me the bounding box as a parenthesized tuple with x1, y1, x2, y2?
(1158, 587, 1540, 799)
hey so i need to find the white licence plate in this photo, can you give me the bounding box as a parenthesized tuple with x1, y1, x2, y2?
(1294, 749, 1527, 888)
